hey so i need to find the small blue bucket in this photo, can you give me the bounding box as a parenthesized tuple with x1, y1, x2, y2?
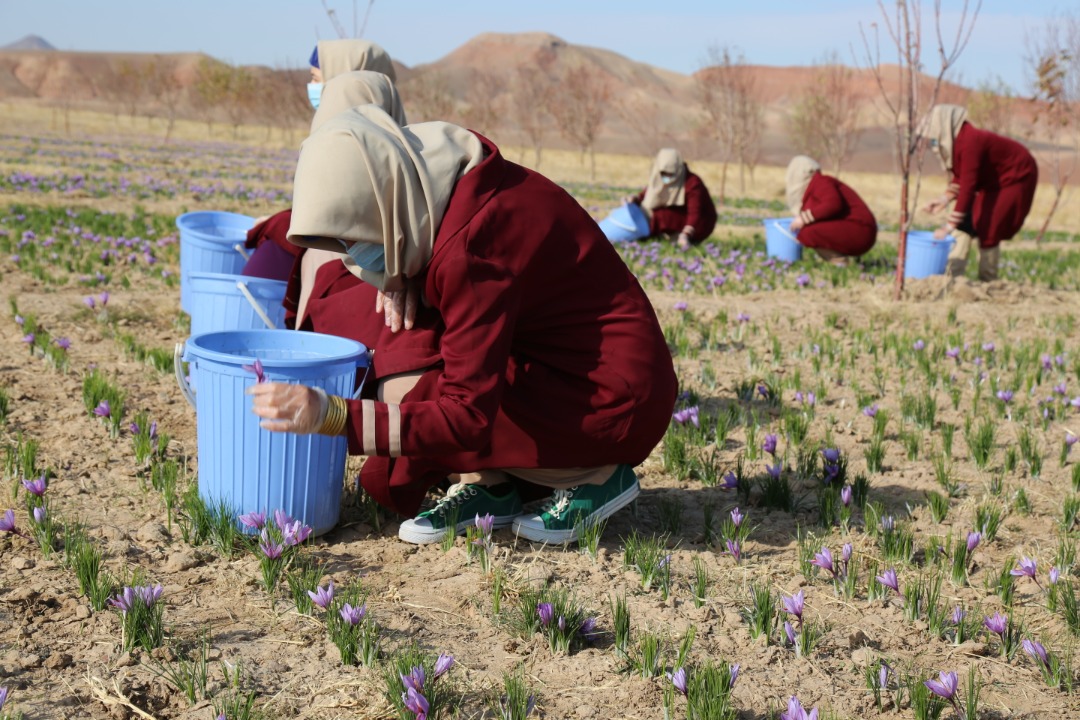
(178, 211, 255, 313)
(904, 231, 955, 279)
(188, 272, 287, 336)
(177, 330, 370, 536)
(763, 218, 803, 261)
(599, 203, 650, 242)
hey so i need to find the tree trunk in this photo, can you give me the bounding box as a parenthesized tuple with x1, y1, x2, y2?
(738, 163, 745, 193)
(589, 145, 596, 183)
(718, 160, 729, 206)
(894, 176, 910, 301)
(1034, 185, 1066, 244)
(533, 144, 542, 170)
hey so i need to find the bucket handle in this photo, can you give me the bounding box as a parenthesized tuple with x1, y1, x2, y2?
(234, 243, 251, 261)
(174, 342, 196, 409)
(351, 355, 373, 400)
(236, 281, 277, 330)
(773, 220, 799, 243)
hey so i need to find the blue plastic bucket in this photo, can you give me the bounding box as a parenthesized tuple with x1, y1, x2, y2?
(177, 211, 255, 313)
(188, 272, 287, 336)
(177, 330, 369, 536)
(904, 231, 955, 279)
(599, 203, 650, 242)
(763, 218, 803, 261)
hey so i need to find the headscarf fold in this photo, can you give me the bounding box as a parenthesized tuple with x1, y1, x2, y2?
(316, 39, 397, 83)
(640, 148, 687, 215)
(785, 155, 821, 215)
(311, 71, 408, 130)
(920, 105, 968, 172)
(288, 105, 484, 292)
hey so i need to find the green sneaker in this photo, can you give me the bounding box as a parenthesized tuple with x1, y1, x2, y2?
(398, 484, 523, 545)
(512, 465, 639, 544)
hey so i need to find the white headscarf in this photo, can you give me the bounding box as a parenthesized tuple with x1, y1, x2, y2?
(785, 155, 821, 215)
(641, 148, 687, 214)
(317, 39, 397, 83)
(288, 106, 483, 291)
(311, 70, 408, 131)
(920, 105, 968, 172)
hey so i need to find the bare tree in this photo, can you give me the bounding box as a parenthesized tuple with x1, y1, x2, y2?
(787, 53, 865, 175)
(400, 71, 456, 122)
(1026, 15, 1080, 243)
(511, 66, 552, 168)
(966, 76, 1014, 135)
(859, 0, 981, 299)
(695, 46, 763, 201)
(115, 59, 146, 123)
(224, 66, 259, 139)
(193, 58, 230, 135)
(143, 56, 184, 142)
(616, 97, 669, 157)
(549, 64, 611, 182)
(461, 69, 505, 139)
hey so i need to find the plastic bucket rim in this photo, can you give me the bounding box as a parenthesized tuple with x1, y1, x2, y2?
(184, 329, 369, 369)
(176, 210, 256, 228)
(187, 270, 288, 289)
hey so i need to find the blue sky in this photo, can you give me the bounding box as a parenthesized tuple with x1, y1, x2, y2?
(0, 1, 1064, 91)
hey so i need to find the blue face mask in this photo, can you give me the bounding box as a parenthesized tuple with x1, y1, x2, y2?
(339, 240, 386, 273)
(307, 83, 322, 110)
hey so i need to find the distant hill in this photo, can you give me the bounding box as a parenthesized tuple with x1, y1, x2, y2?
(2, 34, 55, 51)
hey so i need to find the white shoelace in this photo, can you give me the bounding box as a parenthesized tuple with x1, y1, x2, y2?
(545, 489, 574, 519)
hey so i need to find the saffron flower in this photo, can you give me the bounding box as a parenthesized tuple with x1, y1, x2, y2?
(238, 511, 267, 530)
(281, 520, 313, 546)
(243, 358, 267, 384)
(93, 400, 111, 418)
(862, 404, 878, 418)
(21, 333, 34, 346)
(339, 603, 366, 625)
(730, 507, 744, 527)
(879, 664, 890, 689)
(537, 602, 554, 626)
(729, 663, 740, 687)
(784, 621, 797, 646)
(924, 671, 958, 701)
(945, 347, 960, 361)
(54, 337, 71, 350)
(475, 512, 495, 538)
(996, 389, 1014, 403)
(672, 406, 700, 427)
(720, 471, 738, 490)
(982, 342, 995, 353)
(272, 509, 294, 530)
(109, 587, 137, 614)
(781, 696, 819, 720)
(1011, 556, 1037, 578)
(876, 568, 899, 594)
(766, 462, 783, 479)
(762, 433, 778, 455)
(725, 539, 741, 562)
(1050, 567, 1061, 585)
(983, 612, 1007, 638)
(401, 666, 426, 692)
(880, 515, 895, 532)
(913, 339, 925, 351)
(966, 531, 981, 552)
(21, 475, 47, 496)
(951, 607, 966, 625)
(821, 448, 840, 464)
(433, 653, 455, 678)
(673, 300, 688, 311)
(307, 580, 335, 610)
(99, 291, 109, 307)
(1022, 639, 1051, 670)
(840, 485, 852, 507)
(259, 531, 283, 560)
(83, 296, 96, 310)
(736, 312, 750, 323)
(668, 667, 688, 696)
(811, 547, 835, 576)
(402, 686, 429, 718)
(0, 509, 16, 533)
(782, 590, 805, 620)
(33, 506, 46, 524)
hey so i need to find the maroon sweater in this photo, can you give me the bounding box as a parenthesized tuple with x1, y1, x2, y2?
(344, 136, 677, 515)
(947, 122, 1038, 248)
(796, 173, 877, 257)
(633, 172, 717, 244)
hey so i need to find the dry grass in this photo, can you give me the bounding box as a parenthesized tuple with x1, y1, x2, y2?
(3, 100, 1078, 237)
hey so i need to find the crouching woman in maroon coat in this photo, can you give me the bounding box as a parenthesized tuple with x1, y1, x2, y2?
(625, 148, 717, 249)
(920, 104, 1038, 282)
(247, 106, 678, 546)
(785, 156, 877, 263)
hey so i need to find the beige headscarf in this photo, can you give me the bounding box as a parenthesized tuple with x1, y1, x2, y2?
(311, 70, 408, 131)
(288, 105, 484, 292)
(921, 105, 968, 172)
(641, 148, 687, 214)
(317, 39, 397, 83)
(785, 155, 821, 215)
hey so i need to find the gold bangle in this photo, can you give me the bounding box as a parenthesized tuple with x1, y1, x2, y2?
(318, 394, 348, 436)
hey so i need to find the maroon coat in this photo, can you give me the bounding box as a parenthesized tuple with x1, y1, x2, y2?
(796, 173, 877, 257)
(345, 136, 677, 516)
(633, 172, 717, 244)
(947, 122, 1038, 248)
(241, 209, 303, 282)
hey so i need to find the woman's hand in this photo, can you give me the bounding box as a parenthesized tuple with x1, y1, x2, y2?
(621, 195, 638, 206)
(923, 196, 948, 215)
(789, 217, 804, 232)
(376, 280, 420, 333)
(247, 382, 328, 433)
(933, 227, 951, 240)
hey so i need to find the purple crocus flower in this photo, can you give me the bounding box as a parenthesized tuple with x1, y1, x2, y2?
(966, 531, 981, 553)
(729, 663, 740, 686)
(1067, 432, 1079, 449)
(93, 400, 111, 418)
(782, 590, 805, 620)
(339, 603, 365, 625)
(996, 389, 1014, 403)
(0, 686, 7, 711)
(129, 421, 140, 435)
(725, 540, 741, 562)
(1011, 557, 1037, 579)
(736, 312, 750, 323)
(876, 568, 899, 594)
(0, 509, 16, 534)
(1055, 383, 1069, 397)
(668, 667, 688, 696)
(109, 587, 137, 614)
(924, 671, 958, 701)
(99, 291, 109, 307)
(21, 475, 47, 496)
(401, 666, 426, 693)
(762, 433, 778, 455)
(14, 314, 23, 326)
(784, 621, 797, 646)
(811, 547, 835, 576)
(148, 421, 158, 440)
(984, 612, 1007, 637)
(862, 404, 878, 418)
(307, 580, 335, 610)
(672, 406, 700, 427)
(1041, 354, 1053, 370)
(796, 273, 810, 287)
(821, 448, 840, 464)
(259, 531, 283, 560)
(841, 543, 853, 570)
(83, 296, 96, 310)
(673, 300, 688, 311)
(282, 520, 313, 546)
(913, 339, 925, 351)
(134, 584, 163, 607)
(579, 616, 598, 641)
(951, 606, 966, 625)
(33, 506, 46, 524)
(242, 358, 267, 384)
(537, 602, 554, 626)
(880, 515, 895, 532)
(238, 511, 267, 530)
(879, 664, 890, 689)
(1050, 567, 1061, 585)
(21, 333, 34, 346)
(402, 686, 429, 718)
(475, 513, 495, 538)
(945, 347, 960, 361)
(840, 485, 852, 507)
(730, 507, 744, 527)
(766, 463, 783, 479)
(433, 653, 455, 678)
(780, 696, 819, 720)
(982, 342, 995, 353)
(54, 337, 71, 350)
(1022, 639, 1051, 669)
(272, 509, 294, 530)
